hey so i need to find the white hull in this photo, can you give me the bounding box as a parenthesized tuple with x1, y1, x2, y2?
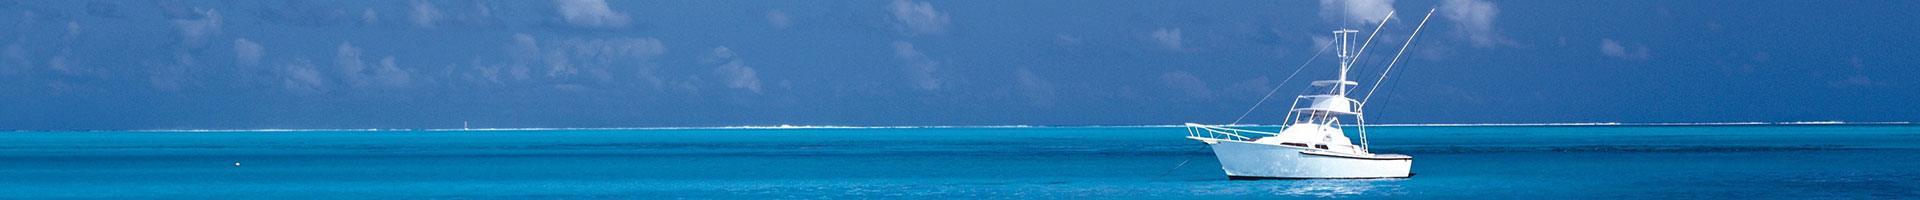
(1184, 21, 1435, 180)
(1204, 139, 1412, 179)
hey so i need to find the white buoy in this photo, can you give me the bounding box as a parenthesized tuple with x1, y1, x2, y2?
(233, 162, 241, 167)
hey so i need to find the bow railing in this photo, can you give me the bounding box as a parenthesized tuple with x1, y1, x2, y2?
(1183, 123, 1279, 142)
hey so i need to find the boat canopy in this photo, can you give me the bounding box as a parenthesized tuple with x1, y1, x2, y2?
(1291, 95, 1358, 115)
(1310, 80, 1358, 86)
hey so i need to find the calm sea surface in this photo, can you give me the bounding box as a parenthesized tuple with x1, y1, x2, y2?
(3, 125, 1917, 199)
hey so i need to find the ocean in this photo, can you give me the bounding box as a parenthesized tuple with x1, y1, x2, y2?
(3, 125, 1916, 199)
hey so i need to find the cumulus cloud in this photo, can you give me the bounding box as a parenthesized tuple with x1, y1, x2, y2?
(1226, 77, 1273, 100)
(149, 62, 188, 92)
(47, 50, 71, 74)
(1441, 0, 1510, 48)
(169, 8, 222, 48)
(361, 8, 380, 25)
(501, 34, 666, 86)
(85, 1, 127, 18)
(64, 21, 81, 40)
(707, 46, 763, 93)
(281, 59, 328, 94)
(410, 0, 442, 28)
(766, 10, 792, 30)
(507, 33, 541, 80)
(542, 49, 576, 78)
(53, 50, 110, 79)
(334, 42, 413, 88)
(1311, 36, 1334, 51)
(1831, 56, 1879, 87)
(1151, 28, 1183, 51)
(1161, 71, 1213, 99)
(1320, 0, 1395, 25)
(1014, 68, 1056, 106)
(892, 41, 942, 90)
(547, 37, 665, 80)
(553, 0, 632, 28)
(4, 44, 27, 74)
(888, 0, 951, 36)
(337, 43, 368, 82)
(1054, 34, 1083, 46)
(373, 56, 413, 87)
(234, 38, 264, 66)
(1600, 39, 1650, 60)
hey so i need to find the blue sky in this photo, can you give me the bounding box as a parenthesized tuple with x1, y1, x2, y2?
(1, 0, 1915, 130)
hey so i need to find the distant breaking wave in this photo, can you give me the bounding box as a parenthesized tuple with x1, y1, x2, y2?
(61, 121, 1913, 133)
(1363, 121, 1910, 127)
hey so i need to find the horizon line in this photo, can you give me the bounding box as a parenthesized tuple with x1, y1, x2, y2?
(3, 121, 1912, 133)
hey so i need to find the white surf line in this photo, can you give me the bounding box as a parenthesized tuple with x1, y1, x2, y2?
(1364, 121, 1912, 127)
(74, 121, 1920, 133)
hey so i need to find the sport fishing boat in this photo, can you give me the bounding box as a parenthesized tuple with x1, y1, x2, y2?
(1184, 9, 1434, 180)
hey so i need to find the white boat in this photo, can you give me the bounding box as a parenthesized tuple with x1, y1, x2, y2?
(1184, 9, 1435, 180)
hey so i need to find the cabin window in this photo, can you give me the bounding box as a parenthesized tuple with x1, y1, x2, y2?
(1314, 144, 1329, 149)
(1281, 142, 1309, 147)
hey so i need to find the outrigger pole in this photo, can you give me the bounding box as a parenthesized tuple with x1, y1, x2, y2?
(1356, 8, 1437, 151)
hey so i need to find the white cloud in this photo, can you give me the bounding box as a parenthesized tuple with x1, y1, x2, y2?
(506, 33, 541, 82)
(361, 8, 380, 25)
(541, 48, 579, 79)
(511, 34, 541, 59)
(336, 42, 368, 85)
(1441, 0, 1510, 48)
(4, 44, 28, 74)
(509, 62, 532, 82)
(173, 49, 200, 67)
(374, 56, 413, 87)
(888, 0, 951, 36)
(170, 8, 221, 48)
(892, 41, 941, 90)
(553, 0, 632, 28)
(502, 35, 666, 85)
(410, 0, 442, 28)
(1151, 28, 1183, 51)
(1320, 0, 1395, 25)
(335, 42, 414, 88)
(234, 38, 264, 66)
(281, 59, 328, 94)
(486, 34, 673, 88)
(1014, 68, 1056, 106)
(708, 46, 763, 93)
(149, 62, 187, 92)
(64, 21, 80, 40)
(47, 51, 69, 74)
(548, 37, 664, 78)
(1600, 39, 1650, 60)
(766, 10, 792, 30)
(1831, 56, 1878, 87)
(1226, 77, 1273, 100)
(1054, 34, 1083, 46)
(1599, 39, 1625, 57)
(1161, 71, 1213, 99)
(1311, 36, 1333, 51)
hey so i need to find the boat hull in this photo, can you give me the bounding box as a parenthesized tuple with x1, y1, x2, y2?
(1206, 140, 1412, 179)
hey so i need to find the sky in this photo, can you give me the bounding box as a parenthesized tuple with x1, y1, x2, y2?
(1, 0, 1916, 130)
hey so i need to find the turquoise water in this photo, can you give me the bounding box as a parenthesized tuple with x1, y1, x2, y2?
(3, 125, 1917, 199)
